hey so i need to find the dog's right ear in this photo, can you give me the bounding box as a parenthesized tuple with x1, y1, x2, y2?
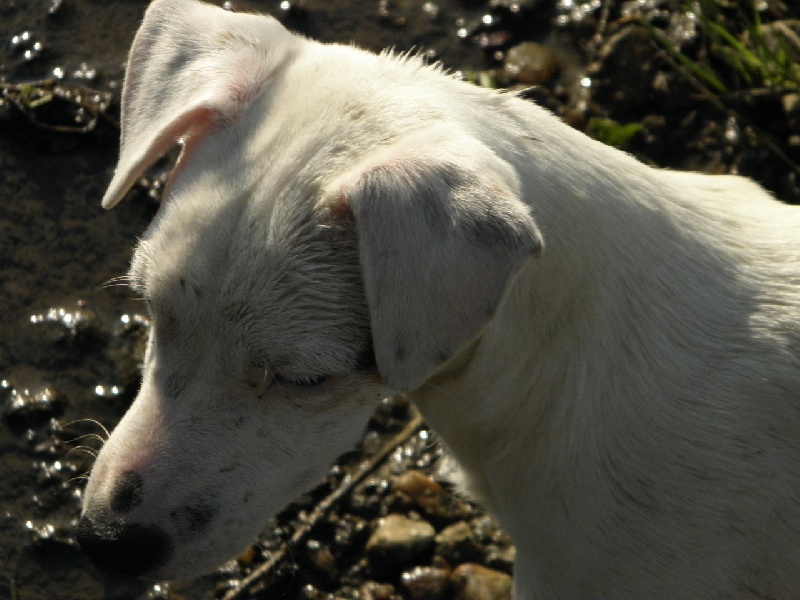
(102, 0, 298, 209)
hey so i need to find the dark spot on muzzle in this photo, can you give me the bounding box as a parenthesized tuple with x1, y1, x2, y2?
(110, 470, 144, 514)
(75, 514, 173, 578)
(171, 501, 218, 538)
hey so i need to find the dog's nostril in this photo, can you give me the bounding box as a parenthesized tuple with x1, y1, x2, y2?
(75, 514, 173, 578)
(110, 470, 144, 514)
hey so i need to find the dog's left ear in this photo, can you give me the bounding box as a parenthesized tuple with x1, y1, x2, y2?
(102, 0, 298, 209)
(326, 133, 543, 392)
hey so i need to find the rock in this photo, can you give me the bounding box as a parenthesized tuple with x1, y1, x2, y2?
(401, 565, 451, 600)
(391, 469, 471, 523)
(783, 93, 800, 116)
(360, 581, 401, 600)
(435, 521, 484, 566)
(306, 538, 338, 586)
(366, 514, 435, 570)
(485, 543, 516, 573)
(450, 563, 513, 600)
(504, 42, 561, 85)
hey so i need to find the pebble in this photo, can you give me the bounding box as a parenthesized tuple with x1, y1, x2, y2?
(401, 565, 451, 600)
(485, 543, 516, 573)
(782, 93, 799, 116)
(450, 563, 513, 600)
(435, 521, 484, 565)
(306, 538, 339, 585)
(504, 42, 561, 85)
(366, 514, 436, 568)
(360, 581, 401, 600)
(391, 469, 471, 523)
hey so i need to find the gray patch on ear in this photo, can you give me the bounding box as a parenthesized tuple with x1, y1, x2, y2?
(346, 148, 543, 392)
(461, 204, 539, 250)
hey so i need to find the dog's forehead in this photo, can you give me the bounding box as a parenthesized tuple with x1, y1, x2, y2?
(132, 179, 323, 309)
(128, 155, 368, 369)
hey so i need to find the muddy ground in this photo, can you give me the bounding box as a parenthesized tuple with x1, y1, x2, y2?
(1, 1, 798, 599)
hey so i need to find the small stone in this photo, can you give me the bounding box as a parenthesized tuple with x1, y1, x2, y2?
(306, 538, 338, 585)
(435, 521, 484, 566)
(235, 544, 258, 566)
(360, 581, 401, 600)
(450, 563, 513, 600)
(782, 93, 800, 115)
(366, 514, 435, 568)
(401, 565, 451, 600)
(485, 543, 516, 573)
(504, 42, 561, 85)
(391, 470, 471, 523)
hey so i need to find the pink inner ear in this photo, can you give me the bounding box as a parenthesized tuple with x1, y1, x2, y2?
(101, 106, 215, 209)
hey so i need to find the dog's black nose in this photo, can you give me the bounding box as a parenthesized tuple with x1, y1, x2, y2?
(75, 514, 173, 578)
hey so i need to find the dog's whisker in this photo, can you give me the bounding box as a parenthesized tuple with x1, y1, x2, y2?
(63, 418, 111, 440)
(98, 274, 134, 290)
(66, 446, 100, 460)
(64, 433, 107, 447)
(65, 474, 90, 485)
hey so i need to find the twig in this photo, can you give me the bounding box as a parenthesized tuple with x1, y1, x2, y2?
(222, 408, 426, 600)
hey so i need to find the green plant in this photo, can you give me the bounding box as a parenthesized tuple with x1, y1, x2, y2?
(699, 0, 800, 91)
(587, 117, 644, 149)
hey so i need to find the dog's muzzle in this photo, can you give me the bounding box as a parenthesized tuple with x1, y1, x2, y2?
(76, 470, 174, 578)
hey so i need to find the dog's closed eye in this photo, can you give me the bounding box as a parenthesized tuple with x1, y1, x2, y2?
(243, 362, 328, 393)
(274, 373, 329, 388)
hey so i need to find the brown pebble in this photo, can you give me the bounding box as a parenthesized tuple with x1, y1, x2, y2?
(392, 469, 470, 522)
(504, 42, 561, 85)
(451, 563, 512, 600)
(360, 580, 400, 600)
(401, 565, 451, 600)
(366, 514, 436, 567)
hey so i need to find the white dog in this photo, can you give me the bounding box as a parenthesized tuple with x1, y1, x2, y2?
(76, 0, 800, 597)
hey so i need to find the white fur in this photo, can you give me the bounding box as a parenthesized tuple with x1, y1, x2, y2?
(78, 0, 800, 597)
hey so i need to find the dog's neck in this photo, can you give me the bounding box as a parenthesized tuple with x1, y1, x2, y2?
(409, 123, 787, 542)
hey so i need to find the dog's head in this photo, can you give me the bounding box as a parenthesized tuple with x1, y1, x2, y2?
(76, 0, 542, 580)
